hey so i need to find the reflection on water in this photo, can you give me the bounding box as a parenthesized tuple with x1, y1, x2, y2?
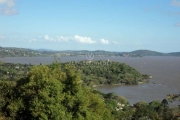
(1, 56, 180, 106)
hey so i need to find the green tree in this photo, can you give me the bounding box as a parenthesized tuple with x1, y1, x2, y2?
(133, 102, 160, 120)
(0, 62, 113, 120)
(148, 101, 161, 112)
(158, 99, 171, 120)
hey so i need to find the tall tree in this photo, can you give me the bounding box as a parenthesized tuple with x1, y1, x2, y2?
(0, 62, 112, 120)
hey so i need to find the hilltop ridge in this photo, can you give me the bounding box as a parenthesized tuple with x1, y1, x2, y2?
(0, 46, 179, 57)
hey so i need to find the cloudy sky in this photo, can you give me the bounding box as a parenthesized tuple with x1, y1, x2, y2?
(0, 0, 180, 52)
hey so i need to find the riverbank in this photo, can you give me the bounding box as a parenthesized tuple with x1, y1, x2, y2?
(93, 78, 151, 87)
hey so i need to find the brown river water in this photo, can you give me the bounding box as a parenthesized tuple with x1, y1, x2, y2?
(1, 56, 180, 106)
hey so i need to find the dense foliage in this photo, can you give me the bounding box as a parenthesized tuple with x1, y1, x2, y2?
(0, 62, 112, 120)
(68, 60, 150, 86)
(0, 62, 32, 81)
(0, 60, 151, 86)
(0, 62, 180, 120)
(93, 90, 180, 120)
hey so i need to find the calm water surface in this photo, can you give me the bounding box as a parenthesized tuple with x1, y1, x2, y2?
(1, 56, 180, 106)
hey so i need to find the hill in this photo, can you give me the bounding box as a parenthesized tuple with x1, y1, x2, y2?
(0, 47, 51, 57)
(0, 46, 180, 57)
(168, 52, 180, 56)
(0, 60, 151, 85)
(67, 60, 151, 86)
(119, 50, 167, 57)
(131, 50, 166, 56)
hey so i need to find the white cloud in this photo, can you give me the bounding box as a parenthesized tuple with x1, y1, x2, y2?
(0, 0, 18, 15)
(44, 35, 54, 41)
(44, 35, 49, 40)
(28, 35, 98, 44)
(171, 0, 180, 6)
(74, 35, 96, 44)
(57, 36, 72, 42)
(100, 38, 109, 45)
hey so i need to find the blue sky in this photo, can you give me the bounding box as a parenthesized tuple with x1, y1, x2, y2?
(0, 0, 180, 52)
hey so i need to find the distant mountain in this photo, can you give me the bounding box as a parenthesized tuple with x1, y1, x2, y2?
(0, 46, 179, 57)
(131, 50, 166, 56)
(0, 47, 51, 57)
(119, 50, 167, 57)
(168, 52, 180, 56)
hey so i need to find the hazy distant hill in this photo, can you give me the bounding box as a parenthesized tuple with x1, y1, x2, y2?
(0, 47, 50, 57)
(120, 50, 180, 57)
(119, 50, 167, 57)
(132, 50, 166, 56)
(0, 46, 179, 57)
(168, 52, 180, 56)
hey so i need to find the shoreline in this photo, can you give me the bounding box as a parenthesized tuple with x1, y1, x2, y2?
(93, 80, 151, 88)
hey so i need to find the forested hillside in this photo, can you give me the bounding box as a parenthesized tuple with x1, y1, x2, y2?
(0, 47, 46, 57)
(0, 60, 151, 86)
(0, 61, 180, 119)
(119, 50, 167, 57)
(68, 60, 151, 86)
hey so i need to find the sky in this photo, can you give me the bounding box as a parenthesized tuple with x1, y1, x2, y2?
(0, 0, 180, 52)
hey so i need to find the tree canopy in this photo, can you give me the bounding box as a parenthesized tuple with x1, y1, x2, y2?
(0, 61, 179, 120)
(68, 60, 151, 86)
(0, 62, 112, 120)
